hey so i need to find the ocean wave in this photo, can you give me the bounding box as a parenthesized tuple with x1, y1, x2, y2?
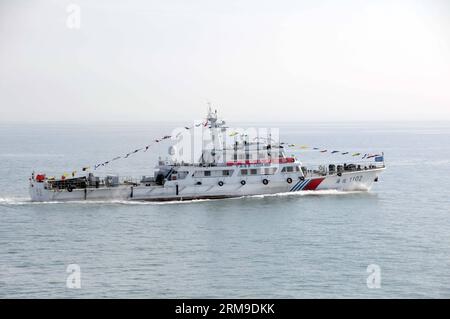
(0, 190, 368, 207)
(245, 189, 366, 199)
(0, 196, 213, 206)
(0, 197, 31, 205)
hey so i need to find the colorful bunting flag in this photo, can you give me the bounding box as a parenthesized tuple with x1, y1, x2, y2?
(71, 129, 383, 178)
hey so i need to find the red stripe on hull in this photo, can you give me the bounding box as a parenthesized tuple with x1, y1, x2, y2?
(303, 178, 325, 190)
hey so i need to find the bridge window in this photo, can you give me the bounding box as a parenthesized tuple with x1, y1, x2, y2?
(262, 167, 277, 175)
(176, 171, 189, 179)
(282, 166, 294, 173)
(223, 170, 232, 176)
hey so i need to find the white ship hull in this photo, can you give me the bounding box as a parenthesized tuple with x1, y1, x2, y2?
(28, 109, 386, 203)
(29, 168, 384, 202)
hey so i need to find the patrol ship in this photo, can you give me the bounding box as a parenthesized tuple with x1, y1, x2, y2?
(29, 109, 385, 202)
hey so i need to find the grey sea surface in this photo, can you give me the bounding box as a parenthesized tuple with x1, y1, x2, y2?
(0, 121, 449, 298)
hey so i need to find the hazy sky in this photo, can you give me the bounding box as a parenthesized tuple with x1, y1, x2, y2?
(1, 0, 449, 122)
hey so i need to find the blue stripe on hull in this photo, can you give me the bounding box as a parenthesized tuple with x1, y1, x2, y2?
(291, 180, 305, 192)
(291, 179, 309, 192)
(290, 180, 301, 192)
(298, 179, 310, 191)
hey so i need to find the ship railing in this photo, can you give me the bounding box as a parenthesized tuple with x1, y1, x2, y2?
(304, 162, 385, 177)
(118, 176, 140, 186)
(163, 157, 298, 168)
(46, 177, 88, 190)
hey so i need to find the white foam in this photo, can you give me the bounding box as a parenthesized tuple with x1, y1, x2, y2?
(0, 189, 369, 207)
(0, 196, 213, 206)
(0, 197, 32, 206)
(245, 189, 365, 199)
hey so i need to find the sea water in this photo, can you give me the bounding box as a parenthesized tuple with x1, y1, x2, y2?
(0, 121, 449, 298)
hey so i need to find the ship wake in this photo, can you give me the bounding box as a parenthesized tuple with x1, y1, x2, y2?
(1, 190, 371, 208)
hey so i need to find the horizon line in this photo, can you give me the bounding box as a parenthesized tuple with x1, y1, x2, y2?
(1, 119, 450, 125)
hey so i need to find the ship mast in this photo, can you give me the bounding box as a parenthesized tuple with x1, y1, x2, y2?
(203, 104, 227, 164)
